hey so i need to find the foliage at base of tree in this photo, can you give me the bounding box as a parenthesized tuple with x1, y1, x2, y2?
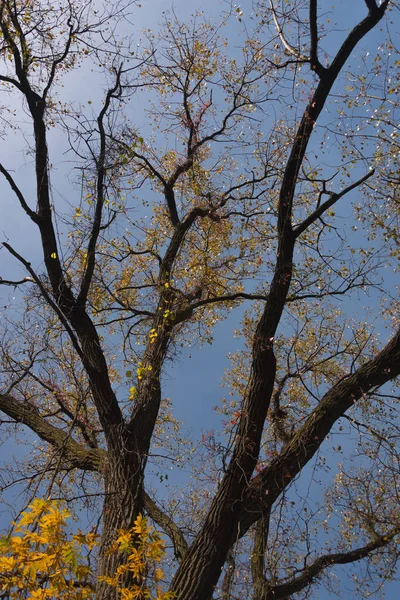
(0, 500, 173, 600)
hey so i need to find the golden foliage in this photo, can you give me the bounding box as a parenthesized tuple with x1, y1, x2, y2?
(0, 500, 174, 600)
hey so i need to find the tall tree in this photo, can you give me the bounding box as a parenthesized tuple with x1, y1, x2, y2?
(0, 0, 399, 598)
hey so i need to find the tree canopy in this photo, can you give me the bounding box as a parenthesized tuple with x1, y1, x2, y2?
(0, 0, 399, 598)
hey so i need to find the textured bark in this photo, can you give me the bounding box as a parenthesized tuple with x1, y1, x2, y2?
(0, 393, 106, 472)
(143, 492, 188, 562)
(169, 4, 391, 598)
(263, 528, 400, 600)
(0, 2, 395, 599)
(96, 446, 144, 600)
(238, 325, 400, 535)
(251, 512, 271, 600)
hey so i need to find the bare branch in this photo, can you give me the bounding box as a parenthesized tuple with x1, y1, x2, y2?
(143, 492, 188, 562)
(263, 528, 400, 599)
(0, 276, 34, 286)
(0, 163, 39, 223)
(251, 511, 271, 600)
(174, 292, 269, 323)
(309, 0, 326, 76)
(2, 242, 84, 360)
(42, 12, 75, 98)
(269, 0, 308, 61)
(78, 66, 123, 306)
(239, 325, 400, 535)
(293, 170, 375, 238)
(364, 0, 379, 12)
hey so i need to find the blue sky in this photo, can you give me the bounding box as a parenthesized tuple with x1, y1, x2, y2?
(0, 1, 399, 598)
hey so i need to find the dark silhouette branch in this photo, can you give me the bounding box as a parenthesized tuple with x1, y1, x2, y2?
(2, 242, 83, 360)
(293, 170, 375, 238)
(78, 66, 123, 306)
(0, 163, 40, 223)
(262, 528, 400, 599)
(364, 0, 380, 13)
(0, 276, 34, 286)
(171, 5, 391, 598)
(309, 0, 326, 76)
(239, 325, 400, 535)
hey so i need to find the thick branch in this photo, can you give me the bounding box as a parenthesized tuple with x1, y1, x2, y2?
(221, 550, 236, 600)
(160, 206, 209, 278)
(0, 74, 23, 91)
(2, 60, 124, 444)
(171, 7, 390, 598)
(263, 529, 399, 599)
(364, 0, 379, 12)
(163, 184, 180, 227)
(143, 492, 188, 562)
(271, 374, 292, 443)
(0, 393, 106, 472)
(309, 0, 325, 76)
(78, 67, 123, 306)
(239, 325, 400, 535)
(251, 510, 271, 600)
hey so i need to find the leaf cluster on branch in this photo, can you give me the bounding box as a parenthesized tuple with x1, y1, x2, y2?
(0, 0, 399, 599)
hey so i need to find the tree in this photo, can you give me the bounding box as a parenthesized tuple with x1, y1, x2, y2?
(0, 0, 399, 598)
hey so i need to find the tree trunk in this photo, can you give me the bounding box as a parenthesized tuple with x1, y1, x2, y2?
(96, 448, 144, 600)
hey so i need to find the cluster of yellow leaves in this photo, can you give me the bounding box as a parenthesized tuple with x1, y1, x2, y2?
(100, 514, 175, 600)
(0, 498, 96, 599)
(0, 500, 174, 600)
(136, 362, 153, 381)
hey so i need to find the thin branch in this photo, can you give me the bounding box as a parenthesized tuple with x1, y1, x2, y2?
(175, 292, 269, 322)
(0, 276, 34, 286)
(2, 242, 84, 359)
(43, 14, 75, 98)
(3, 351, 40, 396)
(293, 170, 375, 238)
(269, 0, 308, 61)
(0, 163, 40, 223)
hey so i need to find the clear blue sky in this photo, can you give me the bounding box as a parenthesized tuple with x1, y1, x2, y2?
(0, 1, 398, 598)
